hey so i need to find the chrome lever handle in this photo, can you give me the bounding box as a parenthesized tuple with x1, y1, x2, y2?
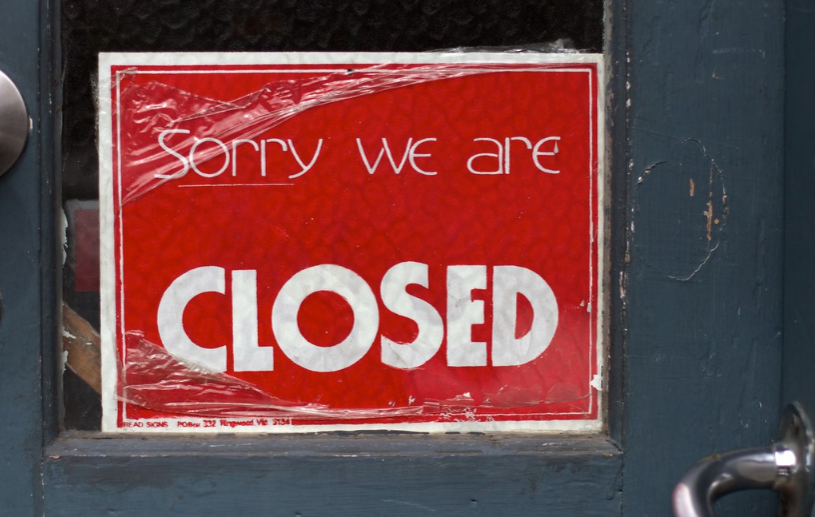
(673, 403, 815, 517)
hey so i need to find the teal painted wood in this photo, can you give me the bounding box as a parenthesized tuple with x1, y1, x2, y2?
(621, 0, 785, 515)
(43, 436, 622, 515)
(0, 0, 50, 515)
(42, 2, 625, 515)
(783, 1, 815, 418)
(0, 1, 793, 515)
(15, 1, 627, 514)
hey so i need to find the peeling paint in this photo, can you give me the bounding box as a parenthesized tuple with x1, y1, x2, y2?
(619, 271, 626, 299)
(703, 199, 714, 241)
(61, 208, 68, 266)
(590, 374, 603, 391)
(633, 138, 727, 281)
(382, 499, 438, 513)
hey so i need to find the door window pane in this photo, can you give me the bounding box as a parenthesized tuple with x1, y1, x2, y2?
(61, 0, 603, 432)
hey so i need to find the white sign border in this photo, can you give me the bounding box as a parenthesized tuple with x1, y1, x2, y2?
(98, 51, 606, 434)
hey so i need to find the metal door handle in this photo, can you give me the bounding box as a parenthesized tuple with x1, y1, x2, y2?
(0, 69, 28, 178)
(673, 403, 815, 517)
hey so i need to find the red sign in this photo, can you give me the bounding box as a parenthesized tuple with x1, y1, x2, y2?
(99, 53, 604, 432)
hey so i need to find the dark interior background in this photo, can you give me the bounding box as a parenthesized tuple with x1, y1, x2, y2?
(61, 0, 603, 200)
(59, 0, 603, 430)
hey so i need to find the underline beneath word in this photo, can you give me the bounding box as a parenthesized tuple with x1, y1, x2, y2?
(178, 183, 294, 188)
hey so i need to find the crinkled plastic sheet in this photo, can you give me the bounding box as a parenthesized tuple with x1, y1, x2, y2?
(121, 331, 425, 419)
(121, 64, 494, 203)
(119, 331, 549, 420)
(117, 43, 579, 205)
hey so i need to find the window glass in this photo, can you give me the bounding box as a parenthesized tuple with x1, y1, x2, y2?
(61, 0, 603, 431)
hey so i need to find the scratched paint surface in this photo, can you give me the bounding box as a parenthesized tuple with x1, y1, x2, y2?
(99, 53, 603, 432)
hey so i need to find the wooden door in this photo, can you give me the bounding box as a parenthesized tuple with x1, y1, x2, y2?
(0, 1, 798, 515)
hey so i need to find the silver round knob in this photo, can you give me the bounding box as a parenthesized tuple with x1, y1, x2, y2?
(0, 69, 28, 178)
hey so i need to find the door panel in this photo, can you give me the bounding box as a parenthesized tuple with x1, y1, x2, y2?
(621, 1, 785, 515)
(783, 0, 815, 419)
(0, 0, 51, 515)
(44, 436, 620, 515)
(0, 0, 793, 515)
(59, 0, 605, 434)
(50, 1, 623, 515)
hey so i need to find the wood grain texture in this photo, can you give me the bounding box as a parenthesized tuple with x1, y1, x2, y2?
(0, 0, 47, 514)
(621, 0, 785, 515)
(63, 304, 102, 394)
(44, 436, 621, 516)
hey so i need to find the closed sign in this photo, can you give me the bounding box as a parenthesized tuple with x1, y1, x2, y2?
(98, 52, 605, 432)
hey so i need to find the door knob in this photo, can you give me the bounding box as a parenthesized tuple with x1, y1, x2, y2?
(673, 403, 815, 517)
(0, 69, 28, 178)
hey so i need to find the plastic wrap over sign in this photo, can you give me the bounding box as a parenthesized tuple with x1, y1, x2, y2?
(98, 52, 605, 433)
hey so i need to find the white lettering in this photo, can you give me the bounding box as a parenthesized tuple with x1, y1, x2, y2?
(356, 138, 412, 174)
(157, 266, 227, 372)
(380, 262, 444, 369)
(408, 138, 437, 176)
(468, 136, 562, 175)
(190, 137, 230, 178)
(505, 136, 532, 175)
(231, 139, 260, 177)
(467, 138, 503, 175)
(446, 265, 487, 366)
(492, 266, 559, 366)
(532, 137, 561, 174)
(288, 139, 324, 179)
(260, 139, 287, 177)
(232, 270, 273, 371)
(155, 129, 190, 179)
(156, 263, 560, 373)
(272, 265, 379, 372)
